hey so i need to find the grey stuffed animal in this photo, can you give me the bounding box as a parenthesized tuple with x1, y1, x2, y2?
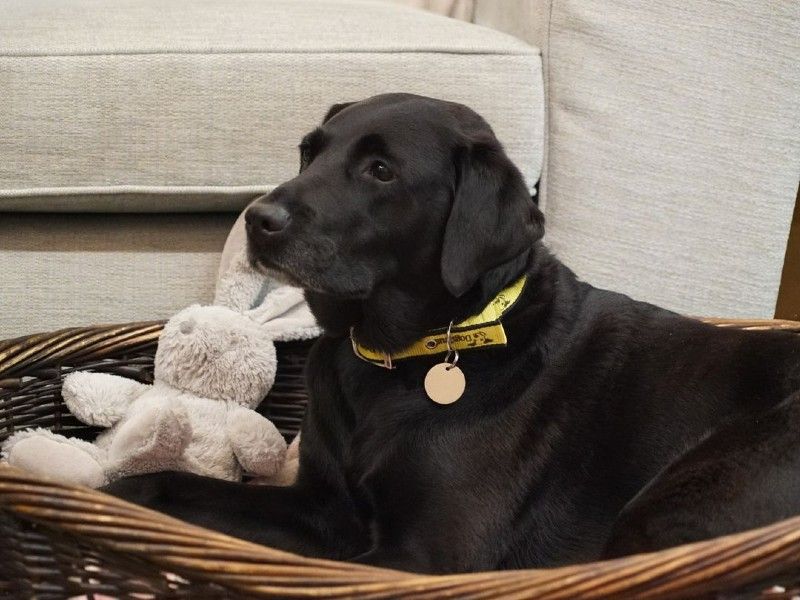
(2, 250, 319, 488)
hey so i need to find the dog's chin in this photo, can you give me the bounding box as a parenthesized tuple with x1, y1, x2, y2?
(250, 256, 304, 288)
(309, 284, 373, 301)
(251, 256, 373, 299)
(296, 274, 375, 300)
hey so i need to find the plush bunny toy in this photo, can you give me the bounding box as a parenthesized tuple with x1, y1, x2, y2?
(1, 250, 319, 488)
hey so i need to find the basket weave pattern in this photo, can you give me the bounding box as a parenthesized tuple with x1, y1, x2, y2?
(1, 319, 800, 599)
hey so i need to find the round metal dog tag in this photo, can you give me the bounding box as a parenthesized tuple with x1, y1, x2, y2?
(424, 363, 465, 405)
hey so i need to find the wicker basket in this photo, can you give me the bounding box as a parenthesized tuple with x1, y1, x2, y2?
(2, 318, 800, 599)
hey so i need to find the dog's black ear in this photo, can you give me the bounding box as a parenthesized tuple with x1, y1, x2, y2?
(322, 102, 355, 124)
(441, 136, 544, 298)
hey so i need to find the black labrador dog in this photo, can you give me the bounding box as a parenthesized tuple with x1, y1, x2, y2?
(105, 93, 800, 572)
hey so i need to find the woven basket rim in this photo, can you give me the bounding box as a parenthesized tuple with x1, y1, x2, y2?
(2, 316, 800, 598)
(2, 463, 800, 598)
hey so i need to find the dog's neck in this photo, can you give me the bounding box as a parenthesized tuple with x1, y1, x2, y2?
(306, 243, 562, 354)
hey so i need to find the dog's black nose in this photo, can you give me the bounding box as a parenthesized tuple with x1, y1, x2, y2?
(245, 202, 291, 235)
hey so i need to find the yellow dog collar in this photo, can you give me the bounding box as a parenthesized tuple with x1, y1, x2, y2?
(351, 275, 527, 368)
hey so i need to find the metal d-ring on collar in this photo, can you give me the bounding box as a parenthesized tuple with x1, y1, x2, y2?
(443, 320, 459, 371)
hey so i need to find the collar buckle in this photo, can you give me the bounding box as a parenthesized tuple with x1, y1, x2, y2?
(350, 327, 395, 370)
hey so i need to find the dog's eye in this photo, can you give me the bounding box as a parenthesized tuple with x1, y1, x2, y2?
(367, 160, 394, 182)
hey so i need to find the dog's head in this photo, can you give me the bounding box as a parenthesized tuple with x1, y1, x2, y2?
(246, 93, 543, 301)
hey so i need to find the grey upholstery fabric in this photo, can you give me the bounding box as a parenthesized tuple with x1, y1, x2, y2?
(1, 0, 543, 212)
(476, 0, 800, 318)
(0, 213, 238, 338)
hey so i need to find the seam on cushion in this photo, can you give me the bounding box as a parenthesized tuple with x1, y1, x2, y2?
(0, 47, 540, 58)
(2, 180, 542, 197)
(1, 179, 541, 201)
(0, 185, 273, 197)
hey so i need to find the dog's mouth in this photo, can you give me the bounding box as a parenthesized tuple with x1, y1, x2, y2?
(248, 251, 304, 288)
(247, 238, 376, 299)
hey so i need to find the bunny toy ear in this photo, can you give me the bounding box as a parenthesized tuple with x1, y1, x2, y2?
(213, 248, 272, 312)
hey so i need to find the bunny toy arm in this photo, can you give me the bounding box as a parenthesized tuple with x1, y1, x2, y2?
(226, 406, 287, 476)
(62, 371, 150, 427)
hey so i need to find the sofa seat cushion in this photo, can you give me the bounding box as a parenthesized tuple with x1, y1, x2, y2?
(1, 0, 543, 212)
(0, 212, 238, 338)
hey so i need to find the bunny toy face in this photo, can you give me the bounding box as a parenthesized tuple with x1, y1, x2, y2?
(154, 304, 277, 407)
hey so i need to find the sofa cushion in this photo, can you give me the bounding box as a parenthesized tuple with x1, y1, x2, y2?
(1, 0, 543, 212)
(476, 0, 800, 318)
(0, 212, 238, 338)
